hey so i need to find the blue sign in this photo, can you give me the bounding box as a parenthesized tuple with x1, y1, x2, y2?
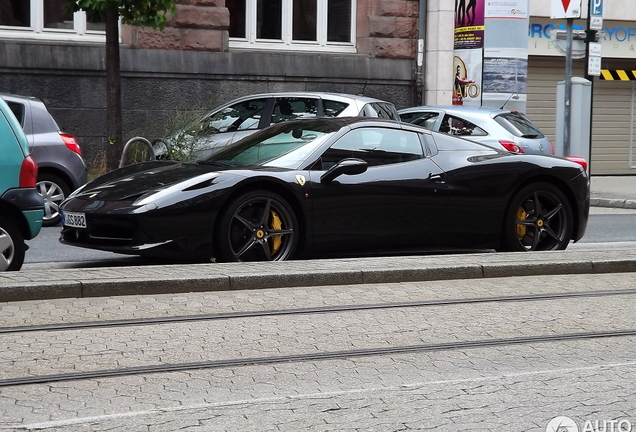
(591, 0, 603, 16)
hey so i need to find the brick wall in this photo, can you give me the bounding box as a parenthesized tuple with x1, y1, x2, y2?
(123, 0, 419, 60)
(122, 0, 229, 51)
(359, 0, 419, 59)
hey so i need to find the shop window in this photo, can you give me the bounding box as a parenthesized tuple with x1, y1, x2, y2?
(0, 0, 105, 42)
(228, 0, 356, 53)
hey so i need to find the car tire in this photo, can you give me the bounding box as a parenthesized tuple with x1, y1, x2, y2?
(216, 190, 298, 262)
(37, 173, 71, 227)
(499, 182, 573, 252)
(0, 215, 25, 271)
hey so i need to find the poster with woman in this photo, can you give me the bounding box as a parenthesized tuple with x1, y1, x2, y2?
(452, 50, 482, 106)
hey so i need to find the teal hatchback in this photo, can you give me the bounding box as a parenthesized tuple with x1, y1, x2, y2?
(0, 97, 44, 271)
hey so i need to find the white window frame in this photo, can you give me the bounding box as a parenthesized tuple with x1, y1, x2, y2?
(230, 0, 357, 53)
(0, 0, 106, 43)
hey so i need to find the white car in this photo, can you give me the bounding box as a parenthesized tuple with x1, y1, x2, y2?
(156, 92, 400, 160)
(399, 105, 554, 155)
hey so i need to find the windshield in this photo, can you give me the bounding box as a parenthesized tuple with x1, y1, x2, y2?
(202, 119, 341, 169)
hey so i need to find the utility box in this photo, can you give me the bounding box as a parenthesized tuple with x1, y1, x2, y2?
(556, 77, 592, 164)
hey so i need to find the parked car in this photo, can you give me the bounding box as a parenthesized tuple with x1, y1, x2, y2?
(398, 105, 554, 155)
(1, 93, 88, 226)
(60, 117, 589, 263)
(0, 97, 44, 271)
(154, 92, 401, 160)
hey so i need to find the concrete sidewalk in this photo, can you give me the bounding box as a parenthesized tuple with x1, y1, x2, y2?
(591, 175, 636, 208)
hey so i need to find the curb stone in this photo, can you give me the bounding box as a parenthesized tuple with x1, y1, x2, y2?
(2, 250, 636, 302)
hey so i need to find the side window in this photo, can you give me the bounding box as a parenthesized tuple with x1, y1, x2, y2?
(270, 97, 318, 125)
(399, 112, 423, 123)
(318, 128, 424, 169)
(410, 112, 439, 130)
(6, 102, 25, 126)
(322, 99, 349, 117)
(421, 133, 438, 156)
(440, 115, 487, 137)
(205, 98, 267, 133)
(362, 102, 399, 120)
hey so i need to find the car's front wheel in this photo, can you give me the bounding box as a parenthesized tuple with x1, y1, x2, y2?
(37, 173, 70, 227)
(0, 215, 25, 271)
(500, 182, 573, 251)
(216, 190, 298, 262)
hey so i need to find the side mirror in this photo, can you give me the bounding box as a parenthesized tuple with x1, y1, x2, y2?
(320, 158, 368, 183)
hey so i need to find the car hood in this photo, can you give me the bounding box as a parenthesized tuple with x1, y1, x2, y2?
(70, 161, 293, 203)
(71, 161, 233, 202)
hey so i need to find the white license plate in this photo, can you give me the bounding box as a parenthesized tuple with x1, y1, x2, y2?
(63, 211, 87, 229)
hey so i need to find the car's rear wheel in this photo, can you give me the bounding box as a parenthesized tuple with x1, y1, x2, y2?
(37, 173, 70, 227)
(500, 182, 573, 251)
(0, 215, 25, 271)
(216, 190, 298, 262)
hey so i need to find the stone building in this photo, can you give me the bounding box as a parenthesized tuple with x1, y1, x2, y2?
(0, 0, 420, 165)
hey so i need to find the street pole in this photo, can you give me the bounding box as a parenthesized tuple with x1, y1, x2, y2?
(584, 35, 595, 175)
(564, 18, 573, 157)
(585, 0, 602, 175)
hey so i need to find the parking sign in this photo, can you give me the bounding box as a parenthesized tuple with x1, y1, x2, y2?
(590, 0, 603, 30)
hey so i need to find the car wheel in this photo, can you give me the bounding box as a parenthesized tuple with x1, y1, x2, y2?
(500, 182, 573, 251)
(0, 215, 25, 271)
(216, 190, 298, 262)
(37, 173, 70, 227)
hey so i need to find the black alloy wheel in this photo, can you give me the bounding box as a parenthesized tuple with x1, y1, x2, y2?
(501, 182, 573, 251)
(217, 190, 298, 262)
(0, 215, 25, 271)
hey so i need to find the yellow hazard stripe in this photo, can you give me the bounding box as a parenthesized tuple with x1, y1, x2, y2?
(600, 70, 636, 80)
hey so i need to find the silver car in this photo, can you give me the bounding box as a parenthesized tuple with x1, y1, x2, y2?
(1, 93, 88, 226)
(398, 105, 554, 155)
(155, 92, 400, 160)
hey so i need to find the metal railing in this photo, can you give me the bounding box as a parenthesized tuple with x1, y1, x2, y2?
(118, 137, 162, 168)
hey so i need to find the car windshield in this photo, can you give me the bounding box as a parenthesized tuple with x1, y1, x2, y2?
(494, 112, 545, 138)
(201, 119, 340, 169)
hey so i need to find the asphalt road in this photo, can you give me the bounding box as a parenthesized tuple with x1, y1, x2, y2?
(23, 207, 636, 269)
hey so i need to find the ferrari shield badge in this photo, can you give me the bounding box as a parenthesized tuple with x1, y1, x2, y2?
(295, 175, 306, 186)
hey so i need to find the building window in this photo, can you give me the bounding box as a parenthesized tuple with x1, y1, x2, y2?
(0, 0, 105, 42)
(0, 1, 30, 27)
(228, 0, 356, 53)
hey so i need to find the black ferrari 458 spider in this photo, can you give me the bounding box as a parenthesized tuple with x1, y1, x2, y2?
(60, 117, 590, 262)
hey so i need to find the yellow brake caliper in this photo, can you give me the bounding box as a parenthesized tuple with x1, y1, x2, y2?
(270, 210, 283, 254)
(516, 207, 527, 238)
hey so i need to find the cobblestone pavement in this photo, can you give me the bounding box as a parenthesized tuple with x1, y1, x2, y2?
(1, 272, 635, 431)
